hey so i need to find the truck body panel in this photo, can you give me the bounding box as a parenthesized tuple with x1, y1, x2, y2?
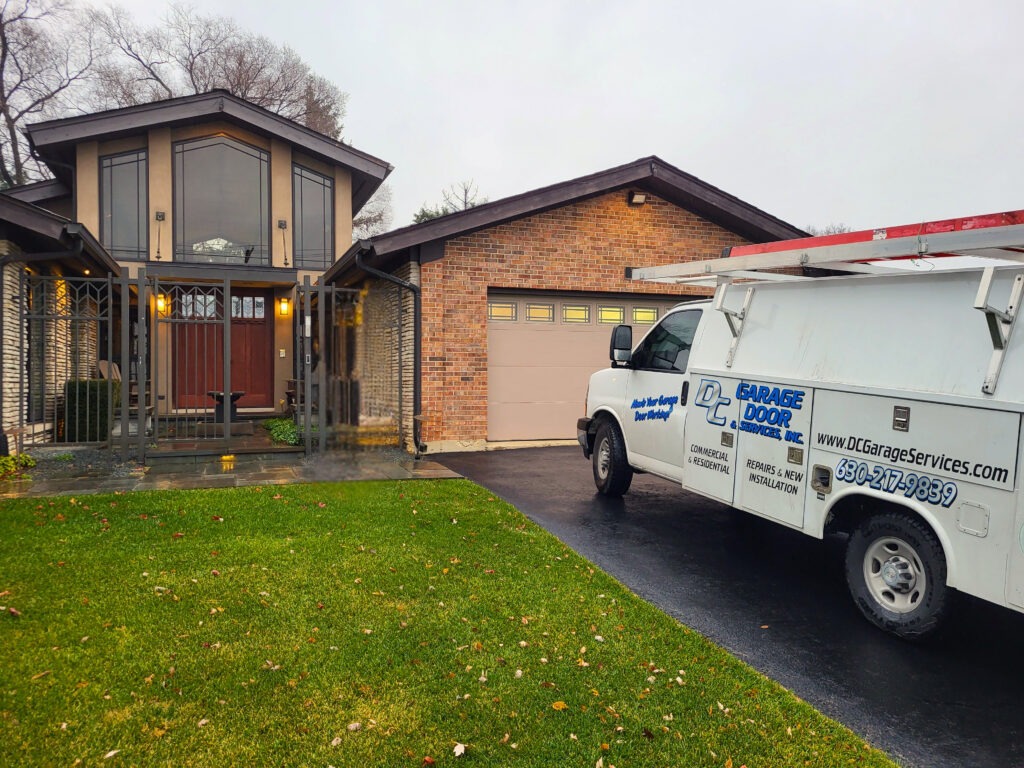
(581, 259, 1024, 634)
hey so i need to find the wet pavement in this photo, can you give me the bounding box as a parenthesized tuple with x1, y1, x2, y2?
(0, 448, 459, 498)
(438, 446, 1024, 768)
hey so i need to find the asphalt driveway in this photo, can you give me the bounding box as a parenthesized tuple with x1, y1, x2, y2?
(439, 446, 1024, 768)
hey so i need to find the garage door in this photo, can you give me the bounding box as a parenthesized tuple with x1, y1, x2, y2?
(487, 293, 683, 441)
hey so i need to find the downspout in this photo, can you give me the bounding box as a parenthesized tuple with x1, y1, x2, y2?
(354, 246, 423, 456)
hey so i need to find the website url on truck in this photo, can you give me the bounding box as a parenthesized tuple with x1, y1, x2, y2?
(815, 432, 1010, 484)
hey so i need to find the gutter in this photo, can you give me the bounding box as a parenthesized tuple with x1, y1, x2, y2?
(353, 241, 424, 456)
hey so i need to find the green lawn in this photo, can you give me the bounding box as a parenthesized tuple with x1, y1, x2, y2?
(0, 480, 895, 767)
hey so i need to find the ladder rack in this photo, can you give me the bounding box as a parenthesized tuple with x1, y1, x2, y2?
(625, 209, 1024, 394)
(626, 210, 1024, 285)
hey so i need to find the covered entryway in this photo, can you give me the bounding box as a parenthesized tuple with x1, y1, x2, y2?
(486, 292, 684, 441)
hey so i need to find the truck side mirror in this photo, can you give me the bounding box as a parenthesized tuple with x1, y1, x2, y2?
(610, 324, 633, 365)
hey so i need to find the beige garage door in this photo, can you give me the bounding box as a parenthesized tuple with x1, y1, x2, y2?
(487, 294, 683, 441)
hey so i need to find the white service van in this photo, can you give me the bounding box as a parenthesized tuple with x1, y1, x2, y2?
(577, 212, 1024, 639)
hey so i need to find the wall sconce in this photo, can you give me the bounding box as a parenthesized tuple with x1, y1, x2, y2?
(627, 191, 647, 206)
(156, 294, 170, 316)
(278, 296, 290, 316)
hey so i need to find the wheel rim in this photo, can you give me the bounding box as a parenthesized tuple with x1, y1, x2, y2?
(862, 535, 927, 614)
(596, 437, 611, 481)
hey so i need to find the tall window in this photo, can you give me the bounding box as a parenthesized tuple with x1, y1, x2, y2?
(100, 151, 147, 260)
(174, 136, 269, 265)
(293, 165, 334, 269)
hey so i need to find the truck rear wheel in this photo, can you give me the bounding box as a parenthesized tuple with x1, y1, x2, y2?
(592, 420, 633, 497)
(845, 512, 951, 640)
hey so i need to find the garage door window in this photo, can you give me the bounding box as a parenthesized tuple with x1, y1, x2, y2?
(526, 303, 554, 322)
(488, 301, 517, 321)
(633, 307, 658, 325)
(562, 305, 590, 323)
(598, 306, 625, 324)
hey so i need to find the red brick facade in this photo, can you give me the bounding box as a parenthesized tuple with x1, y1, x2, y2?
(417, 190, 752, 448)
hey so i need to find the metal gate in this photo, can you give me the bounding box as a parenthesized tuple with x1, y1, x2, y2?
(294, 280, 358, 453)
(6, 272, 152, 457)
(5, 272, 362, 460)
(149, 277, 259, 454)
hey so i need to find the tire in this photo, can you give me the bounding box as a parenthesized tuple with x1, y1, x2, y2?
(592, 420, 633, 497)
(845, 511, 951, 640)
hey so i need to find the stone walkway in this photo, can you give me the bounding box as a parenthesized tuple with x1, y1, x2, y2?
(0, 449, 461, 498)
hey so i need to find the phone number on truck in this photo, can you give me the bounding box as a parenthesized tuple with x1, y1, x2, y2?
(834, 457, 958, 508)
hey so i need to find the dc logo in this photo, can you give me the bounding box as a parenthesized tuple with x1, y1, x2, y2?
(693, 379, 731, 426)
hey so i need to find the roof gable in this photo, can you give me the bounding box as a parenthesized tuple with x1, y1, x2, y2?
(323, 156, 807, 284)
(26, 90, 393, 212)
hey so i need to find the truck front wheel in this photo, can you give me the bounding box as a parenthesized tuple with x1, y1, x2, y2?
(845, 512, 951, 640)
(592, 420, 633, 497)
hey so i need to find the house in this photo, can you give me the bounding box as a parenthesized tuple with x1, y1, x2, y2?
(322, 157, 807, 453)
(1, 89, 391, 456)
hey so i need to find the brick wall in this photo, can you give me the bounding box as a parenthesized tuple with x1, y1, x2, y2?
(1, 245, 23, 440)
(416, 191, 752, 449)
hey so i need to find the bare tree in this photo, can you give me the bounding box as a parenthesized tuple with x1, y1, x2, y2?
(0, 0, 98, 186)
(93, 3, 348, 138)
(353, 183, 393, 239)
(441, 180, 486, 211)
(805, 223, 852, 236)
(413, 180, 487, 223)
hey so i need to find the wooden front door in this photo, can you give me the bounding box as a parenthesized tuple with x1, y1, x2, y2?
(173, 288, 273, 410)
(228, 289, 273, 408)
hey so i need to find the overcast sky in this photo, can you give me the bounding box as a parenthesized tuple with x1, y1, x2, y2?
(114, 0, 1024, 233)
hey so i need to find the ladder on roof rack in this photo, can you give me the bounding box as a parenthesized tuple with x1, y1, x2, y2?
(626, 210, 1024, 285)
(626, 210, 1024, 393)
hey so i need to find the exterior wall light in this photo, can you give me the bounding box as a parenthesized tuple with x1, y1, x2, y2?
(279, 296, 290, 316)
(156, 294, 170, 316)
(627, 191, 647, 206)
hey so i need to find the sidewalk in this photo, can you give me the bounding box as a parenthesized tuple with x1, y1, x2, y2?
(0, 449, 461, 498)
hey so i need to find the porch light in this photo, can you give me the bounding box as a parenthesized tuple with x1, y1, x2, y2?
(156, 294, 170, 316)
(278, 297, 290, 317)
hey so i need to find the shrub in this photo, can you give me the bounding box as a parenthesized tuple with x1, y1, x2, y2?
(0, 453, 35, 479)
(263, 417, 300, 445)
(59, 379, 120, 442)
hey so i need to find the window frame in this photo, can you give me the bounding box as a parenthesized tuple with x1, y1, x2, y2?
(172, 135, 271, 266)
(292, 163, 335, 270)
(99, 149, 149, 261)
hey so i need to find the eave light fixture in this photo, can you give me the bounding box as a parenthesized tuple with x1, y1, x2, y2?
(627, 191, 647, 206)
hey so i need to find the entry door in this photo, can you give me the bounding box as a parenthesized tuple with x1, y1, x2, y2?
(621, 308, 702, 480)
(228, 290, 273, 408)
(173, 287, 273, 409)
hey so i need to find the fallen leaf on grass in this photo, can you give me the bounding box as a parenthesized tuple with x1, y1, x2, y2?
(453, 742, 466, 757)
(103, 750, 119, 759)
(7, 607, 21, 618)
(347, 722, 362, 732)
(172, 532, 184, 539)
(197, 718, 208, 728)
(31, 670, 51, 680)
(422, 757, 435, 767)
(551, 701, 568, 711)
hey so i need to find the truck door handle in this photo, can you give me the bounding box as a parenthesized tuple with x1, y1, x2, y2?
(680, 380, 689, 405)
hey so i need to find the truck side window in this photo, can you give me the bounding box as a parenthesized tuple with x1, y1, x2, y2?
(631, 309, 702, 372)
